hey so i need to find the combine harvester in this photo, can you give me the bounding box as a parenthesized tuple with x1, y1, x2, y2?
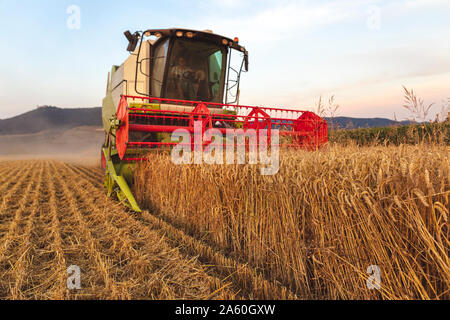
(101, 28, 328, 212)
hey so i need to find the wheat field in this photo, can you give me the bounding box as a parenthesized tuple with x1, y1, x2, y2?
(0, 143, 448, 300)
(135, 143, 449, 300)
(0, 160, 236, 299)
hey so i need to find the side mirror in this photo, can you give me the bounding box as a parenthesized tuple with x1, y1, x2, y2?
(244, 53, 249, 72)
(124, 30, 139, 52)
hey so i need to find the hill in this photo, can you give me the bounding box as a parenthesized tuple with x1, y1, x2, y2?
(324, 117, 413, 129)
(0, 106, 102, 135)
(0, 106, 416, 136)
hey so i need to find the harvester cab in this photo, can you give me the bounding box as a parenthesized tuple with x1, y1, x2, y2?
(101, 28, 328, 212)
(103, 29, 248, 133)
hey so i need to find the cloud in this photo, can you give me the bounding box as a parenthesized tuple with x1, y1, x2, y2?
(210, 0, 243, 8)
(193, 0, 376, 43)
(404, 0, 450, 8)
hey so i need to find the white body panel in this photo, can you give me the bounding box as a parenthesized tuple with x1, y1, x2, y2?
(110, 41, 152, 108)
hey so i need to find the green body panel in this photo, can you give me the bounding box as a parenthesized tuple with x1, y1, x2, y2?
(100, 64, 142, 212)
(129, 102, 161, 111)
(102, 148, 141, 212)
(101, 65, 181, 212)
(102, 94, 116, 133)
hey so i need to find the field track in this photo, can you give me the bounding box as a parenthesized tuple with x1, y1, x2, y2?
(0, 160, 261, 300)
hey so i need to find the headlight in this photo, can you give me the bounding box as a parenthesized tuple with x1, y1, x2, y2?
(176, 31, 183, 37)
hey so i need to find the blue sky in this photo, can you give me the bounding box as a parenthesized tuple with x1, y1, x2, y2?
(0, 0, 449, 120)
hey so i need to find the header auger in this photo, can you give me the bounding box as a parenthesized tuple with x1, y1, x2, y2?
(101, 28, 328, 212)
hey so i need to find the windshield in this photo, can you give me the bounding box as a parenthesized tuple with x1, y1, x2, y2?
(164, 39, 227, 103)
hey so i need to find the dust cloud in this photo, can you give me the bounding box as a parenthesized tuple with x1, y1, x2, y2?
(0, 126, 104, 166)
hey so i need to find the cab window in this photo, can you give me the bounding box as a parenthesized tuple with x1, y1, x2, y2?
(165, 39, 227, 103)
(151, 38, 169, 97)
